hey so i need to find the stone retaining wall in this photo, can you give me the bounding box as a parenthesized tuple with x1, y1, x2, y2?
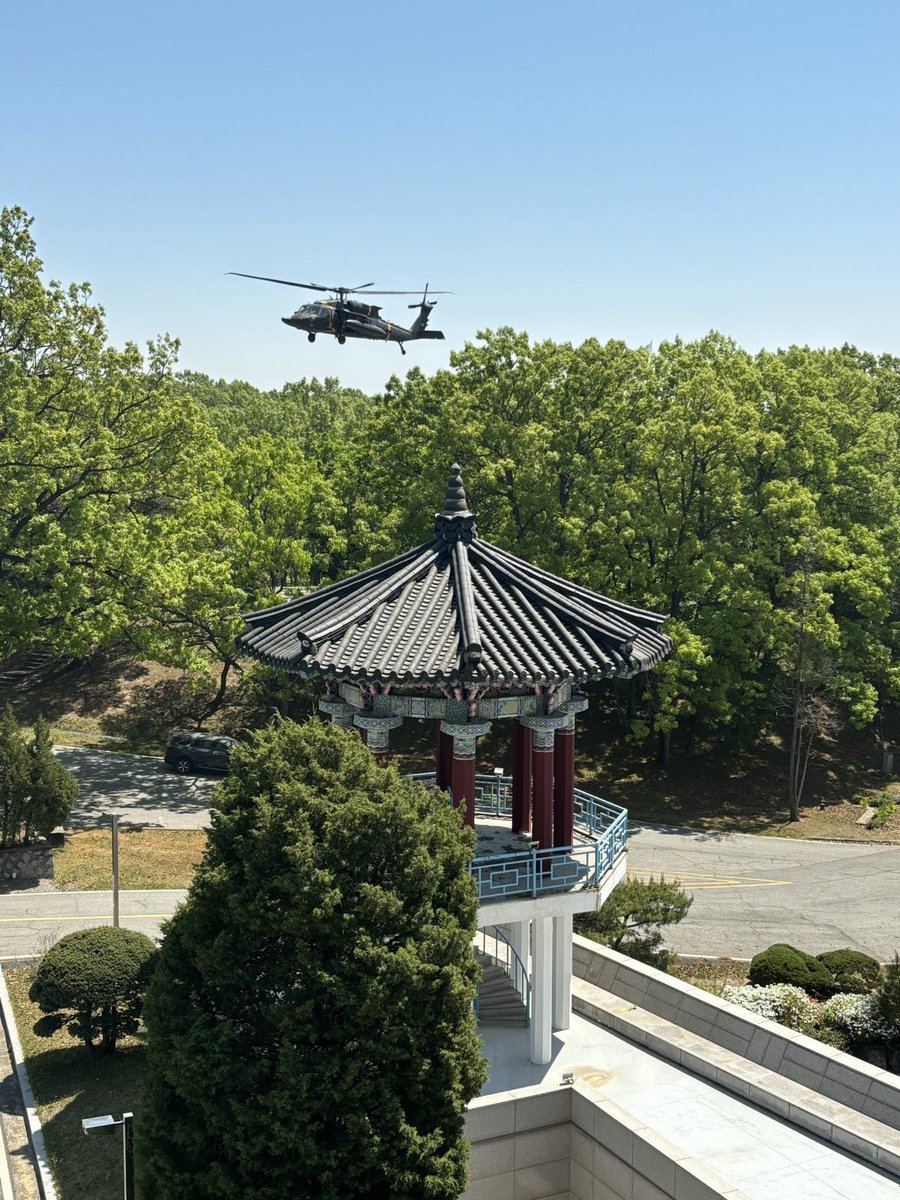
(0, 842, 53, 883)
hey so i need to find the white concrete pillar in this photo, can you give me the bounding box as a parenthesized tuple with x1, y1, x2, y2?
(530, 915, 553, 1065)
(552, 912, 573, 1031)
(506, 920, 529, 969)
(505, 920, 530, 1003)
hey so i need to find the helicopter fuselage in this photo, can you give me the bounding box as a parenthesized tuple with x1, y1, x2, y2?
(281, 298, 443, 350)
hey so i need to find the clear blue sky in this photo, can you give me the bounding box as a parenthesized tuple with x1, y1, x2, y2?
(6, 1, 899, 394)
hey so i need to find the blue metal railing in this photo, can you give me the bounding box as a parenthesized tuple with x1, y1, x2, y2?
(407, 772, 627, 903)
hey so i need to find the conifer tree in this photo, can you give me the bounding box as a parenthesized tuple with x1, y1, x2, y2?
(138, 720, 486, 1200)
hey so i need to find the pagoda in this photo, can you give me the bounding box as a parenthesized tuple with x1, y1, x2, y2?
(238, 464, 671, 1062)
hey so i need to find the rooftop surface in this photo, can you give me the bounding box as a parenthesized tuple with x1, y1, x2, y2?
(479, 1013, 900, 1199)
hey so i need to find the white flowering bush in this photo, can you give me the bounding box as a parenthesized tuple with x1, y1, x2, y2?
(721, 984, 815, 1032)
(820, 993, 896, 1043)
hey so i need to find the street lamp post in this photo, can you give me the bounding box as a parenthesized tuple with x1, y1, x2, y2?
(82, 1112, 134, 1200)
(111, 814, 120, 928)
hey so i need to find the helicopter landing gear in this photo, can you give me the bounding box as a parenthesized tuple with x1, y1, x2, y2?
(399, 344, 406, 355)
(337, 334, 346, 345)
(307, 333, 316, 343)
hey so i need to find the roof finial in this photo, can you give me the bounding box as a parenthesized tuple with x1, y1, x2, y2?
(442, 462, 471, 516)
(435, 463, 477, 543)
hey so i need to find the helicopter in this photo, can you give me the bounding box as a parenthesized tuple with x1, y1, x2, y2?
(228, 273, 450, 354)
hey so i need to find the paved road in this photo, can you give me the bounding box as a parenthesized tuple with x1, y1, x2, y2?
(0, 890, 184, 959)
(627, 823, 900, 961)
(23, 750, 900, 961)
(54, 747, 215, 828)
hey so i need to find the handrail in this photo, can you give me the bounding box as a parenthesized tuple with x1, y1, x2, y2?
(406, 771, 627, 903)
(474, 924, 531, 1020)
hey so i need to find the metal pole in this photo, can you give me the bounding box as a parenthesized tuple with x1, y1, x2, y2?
(122, 1112, 134, 1200)
(111, 815, 119, 929)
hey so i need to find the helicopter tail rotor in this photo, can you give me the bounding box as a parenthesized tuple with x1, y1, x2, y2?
(409, 286, 445, 340)
(408, 283, 434, 310)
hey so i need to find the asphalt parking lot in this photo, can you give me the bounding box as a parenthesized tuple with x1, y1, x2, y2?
(53, 746, 215, 829)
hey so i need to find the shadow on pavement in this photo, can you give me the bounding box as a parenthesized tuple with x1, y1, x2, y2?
(628, 821, 746, 842)
(54, 747, 215, 828)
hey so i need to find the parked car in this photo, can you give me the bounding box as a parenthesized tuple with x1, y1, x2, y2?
(164, 731, 237, 774)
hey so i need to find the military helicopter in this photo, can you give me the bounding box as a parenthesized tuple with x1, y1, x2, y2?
(228, 273, 450, 354)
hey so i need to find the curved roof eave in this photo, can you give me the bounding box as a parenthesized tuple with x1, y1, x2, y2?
(236, 464, 673, 687)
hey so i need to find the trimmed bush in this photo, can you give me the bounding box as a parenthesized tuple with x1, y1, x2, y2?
(29, 926, 157, 1055)
(748, 943, 834, 994)
(816, 948, 882, 993)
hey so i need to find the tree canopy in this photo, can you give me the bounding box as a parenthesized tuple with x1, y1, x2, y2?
(5, 204, 900, 807)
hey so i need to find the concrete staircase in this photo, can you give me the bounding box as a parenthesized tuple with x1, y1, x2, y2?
(475, 951, 528, 1026)
(0, 649, 57, 690)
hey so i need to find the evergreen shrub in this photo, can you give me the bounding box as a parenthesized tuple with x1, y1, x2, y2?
(876, 954, 900, 1032)
(138, 720, 486, 1200)
(29, 926, 158, 1054)
(816, 948, 882, 993)
(748, 943, 834, 994)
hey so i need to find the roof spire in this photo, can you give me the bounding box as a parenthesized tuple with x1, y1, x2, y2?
(442, 462, 471, 516)
(435, 463, 477, 544)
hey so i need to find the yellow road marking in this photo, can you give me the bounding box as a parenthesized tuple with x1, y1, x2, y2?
(627, 868, 791, 890)
(0, 913, 171, 924)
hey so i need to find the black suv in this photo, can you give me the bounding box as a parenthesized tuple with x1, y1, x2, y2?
(164, 731, 237, 774)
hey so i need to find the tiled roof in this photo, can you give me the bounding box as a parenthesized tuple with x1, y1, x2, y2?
(238, 465, 671, 687)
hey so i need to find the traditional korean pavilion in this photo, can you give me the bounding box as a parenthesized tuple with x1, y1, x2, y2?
(238, 464, 672, 1062)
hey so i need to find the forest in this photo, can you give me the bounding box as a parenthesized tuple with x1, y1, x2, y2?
(3, 205, 900, 820)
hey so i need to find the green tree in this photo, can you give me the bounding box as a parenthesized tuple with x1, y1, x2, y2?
(138, 721, 486, 1200)
(575, 876, 692, 967)
(29, 926, 157, 1055)
(0, 705, 29, 847)
(0, 708, 75, 846)
(0, 206, 211, 657)
(876, 954, 900, 1034)
(25, 716, 77, 840)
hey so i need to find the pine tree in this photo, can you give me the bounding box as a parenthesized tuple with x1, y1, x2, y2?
(0, 705, 29, 848)
(0, 710, 77, 846)
(138, 720, 486, 1200)
(25, 717, 77, 842)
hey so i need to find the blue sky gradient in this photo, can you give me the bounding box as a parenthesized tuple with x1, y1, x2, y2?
(6, 1, 899, 392)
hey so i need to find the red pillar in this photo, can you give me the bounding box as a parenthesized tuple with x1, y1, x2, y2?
(358, 727, 368, 746)
(512, 720, 532, 834)
(531, 731, 554, 850)
(437, 727, 453, 791)
(451, 751, 476, 828)
(553, 719, 575, 847)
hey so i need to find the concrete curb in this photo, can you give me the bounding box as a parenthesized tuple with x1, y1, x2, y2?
(628, 818, 900, 847)
(0, 968, 57, 1200)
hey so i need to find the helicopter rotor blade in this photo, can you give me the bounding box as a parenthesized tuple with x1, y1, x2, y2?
(229, 273, 452, 299)
(228, 273, 336, 292)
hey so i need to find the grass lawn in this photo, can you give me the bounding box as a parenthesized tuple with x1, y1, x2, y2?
(53, 829, 207, 891)
(6, 967, 146, 1200)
